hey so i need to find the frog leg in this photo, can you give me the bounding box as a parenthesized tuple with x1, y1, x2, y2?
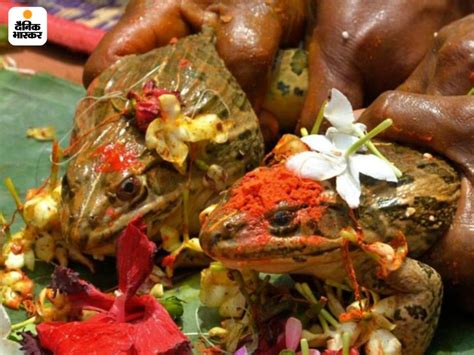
(357, 257, 442, 355)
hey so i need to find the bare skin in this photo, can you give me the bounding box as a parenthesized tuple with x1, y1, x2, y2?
(297, 0, 471, 131)
(359, 15, 474, 312)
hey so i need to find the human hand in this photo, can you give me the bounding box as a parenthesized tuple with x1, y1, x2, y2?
(297, 0, 470, 131)
(359, 14, 474, 312)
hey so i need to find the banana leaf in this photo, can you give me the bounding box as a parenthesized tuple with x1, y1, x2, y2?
(0, 69, 472, 354)
(0, 70, 83, 231)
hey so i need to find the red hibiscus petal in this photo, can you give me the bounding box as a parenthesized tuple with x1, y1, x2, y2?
(116, 217, 156, 299)
(128, 295, 191, 354)
(38, 316, 135, 355)
(37, 219, 191, 355)
(38, 296, 191, 355)
(51, 266, 115, 312)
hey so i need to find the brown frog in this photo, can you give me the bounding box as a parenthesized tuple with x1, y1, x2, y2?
(200, 135, 460, 354)
(60, 30, 263, 257)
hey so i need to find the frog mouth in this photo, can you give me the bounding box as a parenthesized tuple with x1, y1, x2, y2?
(68, 188, 183, 254)
(201, 225, 345, 265)
(215, 246, 347, 275)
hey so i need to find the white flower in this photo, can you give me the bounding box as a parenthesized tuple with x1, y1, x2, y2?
(286, 135, 396, 208)
(366, 329, 402, 354)
(145, 94, 232, 174)
(286, 89, 397, 208)
(0, 305, 22, 355)
(324, 88, 366, 136)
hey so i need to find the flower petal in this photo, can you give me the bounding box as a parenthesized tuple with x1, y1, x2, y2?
(326, 130, 359, 151)
(117, 217, 156, 300)
(146, 120, 189, 170)
(286, 151, 346, 181)
(178, 114, 230, 144)
(145, 119, 167, 151)
(301, 134, 335, 154)
(0, 304, 11, 338)
(353, 122, 367, 133)
(158, 94, 181, 120)
(366, 329, 402, 355)
(285, 317, 303, 350)
(350, 154, 398, 183)
(0, 340, 22, 355)
(37, 219, 191, 355)
(50, 267, 115, 312)
(234, 346, 249, 355)
(324, 88, 355, 131)
(336, 170, 361, 208)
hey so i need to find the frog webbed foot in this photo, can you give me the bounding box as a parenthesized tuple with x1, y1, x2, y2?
(358, 258, 442, 355)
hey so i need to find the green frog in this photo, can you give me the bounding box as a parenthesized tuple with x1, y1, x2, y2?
(60, 30, 263, 257)
(200, 135, 460, 354)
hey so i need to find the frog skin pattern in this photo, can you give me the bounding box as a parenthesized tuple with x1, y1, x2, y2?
(200, 138, 459, 354)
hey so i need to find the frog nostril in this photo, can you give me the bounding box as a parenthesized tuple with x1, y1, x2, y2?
(203, 231, 224, 251)
(61, 175, 74, 199)
(106, 192, 117, 203)
(221, 214, 246, 233)
(88, 215, 98, 227)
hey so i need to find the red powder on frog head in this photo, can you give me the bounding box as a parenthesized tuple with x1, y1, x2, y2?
(225, 164, 326, 221)
(92, 142, 143, 173)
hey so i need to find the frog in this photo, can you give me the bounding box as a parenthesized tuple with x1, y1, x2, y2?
(199, 135, 460, 354)
(262, 48, 309, 132)
(60, 29, 263, 258)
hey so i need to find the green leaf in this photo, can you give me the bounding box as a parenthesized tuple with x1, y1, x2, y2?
(0, 69, 84, 325)
(0, 70, 84, 231)
(163, 273, 221, 339)
(159, 296, 185, 320)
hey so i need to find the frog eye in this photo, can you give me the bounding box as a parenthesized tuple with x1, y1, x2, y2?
(117, 176, 142, 201)
(269, 209, 299, 236)
(270, 210, 295, 226)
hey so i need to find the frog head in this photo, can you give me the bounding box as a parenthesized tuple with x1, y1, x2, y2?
(200, 164, 354, 273)
(60, 117, 189, 256)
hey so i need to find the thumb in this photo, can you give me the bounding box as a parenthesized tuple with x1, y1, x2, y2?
(83, 0, 191, 87)
(359, 91, 474, 180)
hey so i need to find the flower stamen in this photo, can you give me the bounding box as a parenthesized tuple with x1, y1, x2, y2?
(345, 118, 393, 157)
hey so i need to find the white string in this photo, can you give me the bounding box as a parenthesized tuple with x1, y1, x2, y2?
(55, 61, 165, 153)
(46, 49, 229, 169)
(190, 88, 231, 120)
(193, 307, 233, 354)
(31, 59, 162, 183)
(124, 62, 164, 93)
(0, 56, 35, 75)
(46, 91, 128, 168)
